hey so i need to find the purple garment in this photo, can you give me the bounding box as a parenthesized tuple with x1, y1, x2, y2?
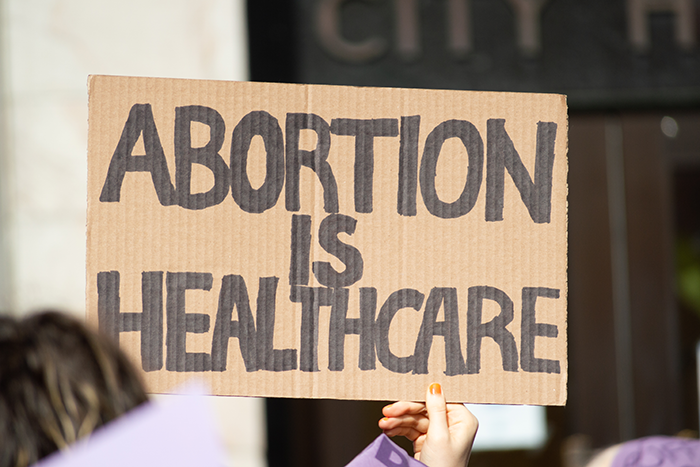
(345, 434, 427, 467)
(611, 436, 700, 467)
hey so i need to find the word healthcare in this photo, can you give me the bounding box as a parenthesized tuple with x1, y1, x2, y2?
(87, 76, 568, 404)
(98, 270, 561, 376)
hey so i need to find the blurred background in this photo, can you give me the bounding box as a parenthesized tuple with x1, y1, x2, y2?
(1, 1, 699, 466)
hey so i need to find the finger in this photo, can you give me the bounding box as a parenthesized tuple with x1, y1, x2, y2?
(446, 403, 479, 431)
(445, 403, 479, 444)
(412, 434, 426, 452)
(378, 414, 429, 433)
(425, 383, 449, 440)
(412, 434, 426, 459)
(382, 426, 424, 441)
(382, 401, 427, 417)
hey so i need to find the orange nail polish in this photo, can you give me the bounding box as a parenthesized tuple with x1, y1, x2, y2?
(381, 417, 389, 422)
(429, 383, 441, 395)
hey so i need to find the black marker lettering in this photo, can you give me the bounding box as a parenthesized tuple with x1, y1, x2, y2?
(99, 104, 176, 205)
(486, 119, 557, 223)
(330, 118, 399, 213)
(165, 272, 213, 372)
(520, 287, 560, 373)
(313, 214, 363, 288)
(398, 115, 420, 216)
(290, 286, 334, 372)
(230, 110, 284, 213)
(359, 287, 379, 371)
(255, 277, 297, 371)
(285, 113, 338, 213)
(97, 271, 164, 372)
(413, 287, 467, 376)
(328, 287, 351, 371)
(289, 214, 312, 286)
(466, 286, 519, 374)
(377, 288, 424, 374)
(211, 275, 297, 372)
(174, 105, 230, 209)
(420, 119, 484, 218)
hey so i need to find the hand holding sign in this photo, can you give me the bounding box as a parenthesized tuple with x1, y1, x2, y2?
(379, 383, 478, 467)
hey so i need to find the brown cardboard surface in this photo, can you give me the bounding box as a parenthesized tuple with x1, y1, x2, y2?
(86, 75, 568, 404)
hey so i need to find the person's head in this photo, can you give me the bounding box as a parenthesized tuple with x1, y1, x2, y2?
(585, 436, 700, 467)
(0, 310, 148, 467)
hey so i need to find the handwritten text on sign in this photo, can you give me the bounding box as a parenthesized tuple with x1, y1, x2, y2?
(87, 77, 567, 403)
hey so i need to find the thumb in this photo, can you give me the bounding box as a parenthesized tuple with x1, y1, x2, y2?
(425, 383, 449, 440)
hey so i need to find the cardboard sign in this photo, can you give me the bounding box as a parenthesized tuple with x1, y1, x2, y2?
(86, 75, 567, 404)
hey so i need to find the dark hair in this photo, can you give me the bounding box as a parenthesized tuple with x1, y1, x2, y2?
(0, 310, 148, 467)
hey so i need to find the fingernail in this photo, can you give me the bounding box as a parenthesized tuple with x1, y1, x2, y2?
(384, 403, 393, 409)
(381, 417, 389, 422)
(429, 383, 441, 395)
